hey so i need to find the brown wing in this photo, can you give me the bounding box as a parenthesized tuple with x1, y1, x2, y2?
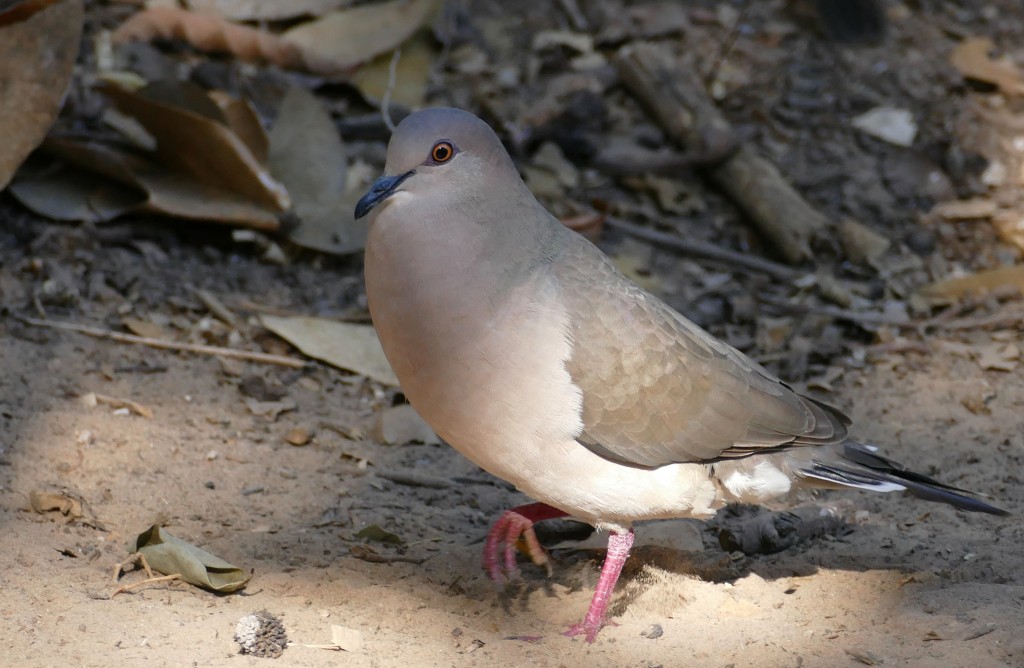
(555, 238, 848, 468)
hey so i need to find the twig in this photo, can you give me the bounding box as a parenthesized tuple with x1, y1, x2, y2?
(112, 573, 181, 596)
(111, 551, 182, 596)
(19, 317, 309, 368)
(557, 0, 588, 30)
(381, 47, 402, 133)
(616, 44, 829, 263)
(757, 294, 911, 326)
(91, 392, 154, 419)
(376, 470, 452, 489)
(605, 217, 801, 282)
(191, 287, 239, 329)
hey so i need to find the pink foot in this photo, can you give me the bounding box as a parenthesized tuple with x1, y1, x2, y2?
(562, 529, 634, 643)
(482, 502, 568, 583)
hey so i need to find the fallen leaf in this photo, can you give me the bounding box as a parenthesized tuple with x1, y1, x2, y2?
(975, 342, 1019, 372)
(244, 396, 297, 419)
(29, 489, 83, 518)
(210, 92, 270, 165)
(260, 315, 398, 386)
(992, 212, 1024, 253)
(851, 107, 917, 147)
(267, 87, 368, 254)
(122, 316, 171, 339)
(282, 0, 440, 71)
(7, 166, 142, 223)
(839, 218, 890, 263)
(113, 6, 308, 71)
(100, 81, 290, 212)
(11, 137, 281, 228)
(950, 37, 1024, 96)
(355, 524, 404, 545)
(372, 404, 439, 445)
(920, 265, 1024, 300)
(0, 0, 83, 189)
(131, 524, 251, 593)
(186, 0, 355, 21)
(351, 31, 436, 109)
(931, 198, 998, 220)
(329, 625, 363, 652)
(285, 427, 313, 446)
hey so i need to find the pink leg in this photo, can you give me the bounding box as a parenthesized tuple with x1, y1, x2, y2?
(563, 529, 634, 643)
(483, 502, 568, 582)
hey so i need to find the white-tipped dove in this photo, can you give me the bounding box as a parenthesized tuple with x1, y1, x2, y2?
(354, 107, 1006, 642)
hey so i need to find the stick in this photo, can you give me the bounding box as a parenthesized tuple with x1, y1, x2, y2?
(380, 47, 402, 133)
(615, 44, 829, 264)
(19, 317, 309, 368)
(605, 217, 802, 282)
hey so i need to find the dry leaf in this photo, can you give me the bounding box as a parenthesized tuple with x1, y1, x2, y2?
(0, 0, 84, 189)
(123, 316, 170, 339)
(920, 265, 1024, 300)
(29, 489, 83, 518)
(113, 6, 308, 71)
(992, 212, 1024, 253)
(186, 0, 355, 21)
(950, 37, 1024, 96)
(282, 0, 440, 71)
(267, 87, 368, 254)
(372, 404, 439, 445)
(8, 166, 142, 223)
(931, 198, 998, 221)
(352, 31, 436, 108)
(976, 343, 1019, 372)
(285, 427, 313, 446)
(329, 625, 363, 652)
(839, 218, 890, 263)
(131, 524, 251, 593)
(11, 137, 281, 228)
(259, 315, 398, 386)
(209, 91, 269, 165)
(100, 81, 290, 212)
(850, 107, 917, 147)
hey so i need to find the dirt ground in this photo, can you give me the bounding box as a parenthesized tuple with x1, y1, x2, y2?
(0, 225, 1020, 668)
(3, 0, 1024, 667)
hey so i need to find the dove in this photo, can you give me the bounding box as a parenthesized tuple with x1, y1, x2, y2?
(354, 107, 1006, 642)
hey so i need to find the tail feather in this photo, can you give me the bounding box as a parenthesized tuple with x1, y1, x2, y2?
(800, 442, 1008, 516)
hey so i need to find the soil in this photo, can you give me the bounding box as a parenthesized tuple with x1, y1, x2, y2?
(2, 1, 1024, 667)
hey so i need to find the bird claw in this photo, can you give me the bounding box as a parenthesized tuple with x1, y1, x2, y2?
(563, 617, 616, 643)
(482, 508, 552, 583)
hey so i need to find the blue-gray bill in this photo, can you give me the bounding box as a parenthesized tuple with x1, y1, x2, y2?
(354, 171, 413, 219)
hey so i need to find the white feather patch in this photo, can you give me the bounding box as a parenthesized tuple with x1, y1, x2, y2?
(721, 460, 794, 503)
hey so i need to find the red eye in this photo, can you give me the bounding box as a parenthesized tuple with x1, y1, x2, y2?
(431, 141, 454, 163)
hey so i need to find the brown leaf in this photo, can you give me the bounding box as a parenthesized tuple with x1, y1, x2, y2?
(112, 6, 308, 71)
(282, 0, 440, 71)
(920, 265, 1024, 300)
(931, 197, 998, 220)
(100, 81, 290, 212)
(0, 0, 83, 189)
(186, 0, 355, 22)
(259, 315, 398, 386)
(29, 489, 83, 518)
(372, 404, 439, 445)
(351, 31, 436, 108)
(209, 91, 270, 165)
(11, 137, 281, 229)
(950, 37, 1024, 96)
(992, 212, 1024, 253)
(267, 87, 368, 254)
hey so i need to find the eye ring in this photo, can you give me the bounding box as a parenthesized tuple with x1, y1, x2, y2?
(431, 141, 455, 163)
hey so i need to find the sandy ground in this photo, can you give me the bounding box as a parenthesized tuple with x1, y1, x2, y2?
(1, 246, 1021, 668)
